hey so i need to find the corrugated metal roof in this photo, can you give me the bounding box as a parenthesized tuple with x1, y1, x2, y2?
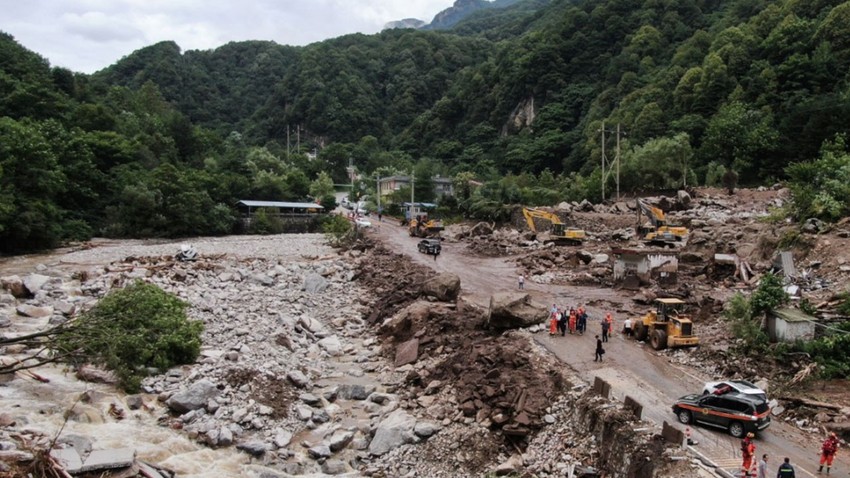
(773, 308, 816, 323)
(237, 200, 323, 209)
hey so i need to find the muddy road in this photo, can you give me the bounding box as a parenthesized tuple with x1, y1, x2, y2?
(367, 219, 848, 478)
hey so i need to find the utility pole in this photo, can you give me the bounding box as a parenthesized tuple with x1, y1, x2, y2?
(348, 156, 354, 198)
(296, 124, 301, 154)
(410, 171, 415, 205)
(600, 122, 624, 202)
(286, 124, 290, 157)
(375, 174, 381, 217)
(616, 123, 621, 201)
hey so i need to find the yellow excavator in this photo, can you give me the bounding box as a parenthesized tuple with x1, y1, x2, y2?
(522, 207, 586, 245)
(636, 199, 689, 246)
(409, 214, 444, 238)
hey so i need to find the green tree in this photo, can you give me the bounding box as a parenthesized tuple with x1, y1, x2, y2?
(54, 281, 202, 392)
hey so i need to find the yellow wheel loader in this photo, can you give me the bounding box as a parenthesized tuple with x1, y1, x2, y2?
(632, 298, 699, 350)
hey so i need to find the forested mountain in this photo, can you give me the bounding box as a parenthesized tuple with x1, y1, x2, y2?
(3, 0, 850, 253)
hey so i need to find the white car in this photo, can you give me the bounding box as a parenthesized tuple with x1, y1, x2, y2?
(702, 380, 767, 401)
(354, 217, 372, 228)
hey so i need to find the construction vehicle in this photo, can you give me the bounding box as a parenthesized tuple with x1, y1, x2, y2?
(522, 207, 586, 245)
(632, 298, 699, 350)
(408, 214, 444, 238)
(636, 199, 689, 246)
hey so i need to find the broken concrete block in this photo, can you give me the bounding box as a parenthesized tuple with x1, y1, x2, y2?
(80, 448, 135, 473)
(50, 448, 83, 474)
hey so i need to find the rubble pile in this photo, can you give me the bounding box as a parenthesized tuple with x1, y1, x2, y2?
(0, 236, 670, 478)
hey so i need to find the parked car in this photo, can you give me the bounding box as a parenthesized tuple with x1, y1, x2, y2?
(703, 380, 767, 401)
(354, 217, 372, 228)
(672, 392, 770, 438)
(417, 238, 441, 255)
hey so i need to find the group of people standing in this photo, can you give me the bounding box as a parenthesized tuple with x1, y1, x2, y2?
(547, 304, 589, 337)
(545, 304, 618, 362)
(741, 431, 840, 477)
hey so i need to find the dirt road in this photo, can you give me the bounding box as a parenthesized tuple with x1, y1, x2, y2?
(368, 219, 848, 478)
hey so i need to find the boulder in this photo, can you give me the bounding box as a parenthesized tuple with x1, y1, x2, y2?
(165, 379, 220, 414)
(308, 445, 331, 459)
(236, 442, 268, 457)
(1, 276, 27, 298)
(368, 409, 416, 456)
(486, 293, 547, 329)
(302, 273, 329, 294)
(578, 199, 594, 212)
(248, 273, 274, 286)
(328, 430, 355, 452)
(494, 455, 523, 476)
(394, 338, 419, 367)
(16, 304, 53, 318)
(321, 460, 348, 475)
(677, 190, 692, 208)
(23, 274, 51, 295)
(338, 384, 374, 400)
(413, 422, 440, 438)
(287, 370, 310, 389)
(380, 301, 430, 337)
(420, 273, 461, 302)
(470, 222, 494, 236)
(318, 335, 343, 356)
(273, 430, 293, 448)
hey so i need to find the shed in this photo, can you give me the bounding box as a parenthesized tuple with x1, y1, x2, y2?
(401, 202, 437, 221)
(612, 248, 678, 289)
(236, 200, 324, 218)
(767, 308, 816, 343)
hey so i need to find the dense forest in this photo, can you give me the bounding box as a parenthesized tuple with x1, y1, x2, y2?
(3, 0, 850, 253)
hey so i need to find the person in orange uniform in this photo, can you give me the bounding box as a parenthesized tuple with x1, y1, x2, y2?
(568, 308, 577, 335)
(549, 307, 559, 336)
(605, 313, 614, 337)
(818, 432, 840, 474)
(741, 432, 756, 477)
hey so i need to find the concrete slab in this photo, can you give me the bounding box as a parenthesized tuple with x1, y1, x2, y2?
(50, 448, 83, 474)
(80, 448, 135, 472)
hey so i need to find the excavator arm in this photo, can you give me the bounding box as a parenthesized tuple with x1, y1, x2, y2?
(636, 199, 689, 244)
(522, 207, 585, 245)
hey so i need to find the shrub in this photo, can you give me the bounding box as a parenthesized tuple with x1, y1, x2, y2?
(322, 214, 353, 246)
(55, 281, 203, 392)
(750, 273, 788, 315)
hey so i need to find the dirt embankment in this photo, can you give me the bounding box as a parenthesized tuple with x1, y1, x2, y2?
(353, 240, 696, 477)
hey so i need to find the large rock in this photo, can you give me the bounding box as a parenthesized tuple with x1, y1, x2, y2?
(368, 409, 416, 456)
(470, 222, 494, 236)
(302, 273, 329, 294)
(486, 293, 548, 329)
(1, 276, 27, 298)
(394, 338, 419, 367)
(380, 301, 430, 337)
(318, 335, 343, 356)
(16, 304, 54, 318)
(23, 274, 52, 295)
(166, 379, 220, 414)
(677, 190, 692, 208)
(420, 273, 461, 302)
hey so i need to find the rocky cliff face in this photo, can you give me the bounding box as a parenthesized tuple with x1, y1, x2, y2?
(383, 18, 427, 30)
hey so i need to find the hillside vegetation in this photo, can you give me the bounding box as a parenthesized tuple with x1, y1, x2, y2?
(2, 0, 850, 252)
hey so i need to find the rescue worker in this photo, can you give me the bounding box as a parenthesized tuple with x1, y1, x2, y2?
(777, 457, 795, 478)
(577, 308, 587, 335)
(568, 308, 577, 335)
(557, 309, 567, 336)
(623, 317, 633, 337)
(549, 307, 559, 336)
(518, 275, 524, 290)
(818, 432, 839, 474)
(605, 313, 614, 337)
(741, 432, 756, 477)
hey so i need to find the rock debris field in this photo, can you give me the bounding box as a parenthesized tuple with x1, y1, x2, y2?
(0, 234, 700, 478)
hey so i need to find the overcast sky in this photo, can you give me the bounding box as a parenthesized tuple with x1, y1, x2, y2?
(1, 0, 453, 74)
